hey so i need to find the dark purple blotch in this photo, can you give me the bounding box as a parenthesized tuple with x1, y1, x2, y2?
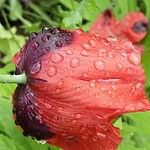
(132, 21, 148, 33)
(13, 85, 55, 140)
(16, 28, 73, 75)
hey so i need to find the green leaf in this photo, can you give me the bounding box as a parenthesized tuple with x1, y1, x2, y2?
(143, 0, 150, 19)
(62, 11, 82, 29)
(9, 0, 23, 21)
(119, 112, 150, 149)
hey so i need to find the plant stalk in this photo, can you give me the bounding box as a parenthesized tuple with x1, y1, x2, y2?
(0, 73, 27, 84)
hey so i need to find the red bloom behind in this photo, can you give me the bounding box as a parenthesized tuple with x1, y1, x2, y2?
(13, 12, 149, 150)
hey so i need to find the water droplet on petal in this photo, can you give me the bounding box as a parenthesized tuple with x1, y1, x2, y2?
(89, 80, 96, 88)
(130, 85, 136, 94)
(89, 39, 96, 47)
(92, 136, 98, 141)
(100, 87, 105, 92)
(70, 58, 80, 68)
(80, 50, 89, 56)
(96, 132, 107, 138)
(30, 62, 41, 74)
(116, 63, 123, 70)
(54, 88, 61, 94)
(55, 41, 62, 47)
(82, 72, 88, 78)
(95, 92, 99, 97)
(107, 53, 115, 58)
(121, 53, 127, 58)
(82, 43, 91, 50)
(107, 37, 117, 42)
(51, 53, 64, 63)
(94, 33, 101, 38)
(45, 103, 52, 109)
(135, 83, 144, 91)
(74, 113, 81, 119)
(29, 32, 37, 39)
(42, 26, 49, 31)
(82, 135, 88, 140)
(66, 49, 73, 55)
(58, 107, 64, 112)
(52, 116, 58, 122)
(48, 67, 57, 77)
(127, 53, 140, 66)
(111, 85, 117, 91)
(41, 35, 50, 42)
(57, 81, 64, 88)
(94, 60, 105, 70)
(74, 29, 84, 35)
(126, 67, 136, 74)
(32, 41, 39, 50)
(69, 70, 75, 76)
(80, 124, 87, 132)
(71, 119, 77, 124)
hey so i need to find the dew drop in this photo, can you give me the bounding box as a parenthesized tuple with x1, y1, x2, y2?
(51, 53, 64, 63)
(116, 63, 123, 70)
(55, 41, 62, 47)
(95, 92, 99, 97)
(36, 140, 47, 144)
(70, 58, 80, 68)
(54, 88, 61, 94)
(57, 81, 64, 88)
(71, 119, 77, 124)
(80, 124, 87, 132)
(121, 53, 127, 58)
(92, 136, 98, 141)
(127, 53, 140, 66)
(100, 87, 105, 92)
(29, 32, 37, 39)
(30, 61, 41, 74)
(58, 107, 64, 112)
(74, 29, 84, 35)
(66, 49, 73, 55)
(80, 50, 89, 56)
(111, 85, 117, 91)
(45, 103, 52, 109)
(52, 116, 58, 122)
(89, 80, 96, 88)
(42, 26, 49, 31)
(82, 72, 88, 78)
(126, 67, 135, 74)
(74, 113, 81, 119)
(48, 66, 57, 77)
(107, 37, 117, 42)
(130, 85, 136, 94)
(96, 132, 107, 138)
(41, 35, 49, 42)
(82, 135, 88, 140)
(32, 41, 39, 50)
(107, 53, 115, 58)
(69, 70, 75, 76)
(89, 39, 96, 47)
(82, 43, 91, 50)
(94, 33, 101, 38)
(94, 60, 105, 70)
(135, 83, 144, 91)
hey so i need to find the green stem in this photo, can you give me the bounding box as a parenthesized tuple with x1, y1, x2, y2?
(0, 73, 27, 84)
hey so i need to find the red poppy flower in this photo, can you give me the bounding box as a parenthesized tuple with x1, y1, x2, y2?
(12, 11, 150, 150)
(90, 10, 148, 43)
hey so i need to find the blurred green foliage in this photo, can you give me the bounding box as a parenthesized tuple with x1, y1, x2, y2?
(0, 0, 150, 150)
